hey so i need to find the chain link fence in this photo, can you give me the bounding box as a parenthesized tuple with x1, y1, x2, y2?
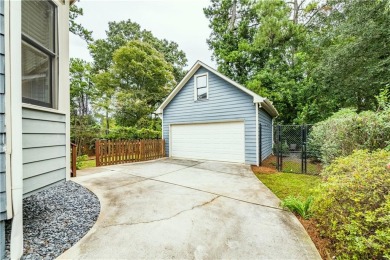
(273, 125, 321, 174)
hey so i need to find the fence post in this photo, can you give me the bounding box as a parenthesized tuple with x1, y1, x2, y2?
(304, 125, 307, 174)
(301, 125, 304, 174)
(71, 143, 77, 177)
(162, 139, 165, 157)
(140, 140, 145, 161)
(95, 140, 100, 167)
(278, 125, 283, 172)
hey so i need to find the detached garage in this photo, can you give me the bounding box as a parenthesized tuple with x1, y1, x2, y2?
(156, 61, 278, 166)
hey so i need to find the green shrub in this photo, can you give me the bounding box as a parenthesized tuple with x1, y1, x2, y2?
(272, 141, 290, 156)
(101, 126, 161, 140)
(313, 150, 390, 259)
(76, 154, 89, 170)
(308, 108, 390, 164)
(281, 196, 313, 219)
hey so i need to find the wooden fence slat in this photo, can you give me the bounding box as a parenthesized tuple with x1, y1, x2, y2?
(95, 139, 165, 167)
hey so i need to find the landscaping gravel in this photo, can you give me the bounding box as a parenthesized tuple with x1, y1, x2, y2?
(5, 181, 100, 259)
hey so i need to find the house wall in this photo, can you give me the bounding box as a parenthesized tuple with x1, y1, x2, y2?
(0, 0, 5, 257)
(22, 108, 66, 197)
(259, 108, 273, 161)
(163, 67, 257, 165)
(4, 1, 70, 258)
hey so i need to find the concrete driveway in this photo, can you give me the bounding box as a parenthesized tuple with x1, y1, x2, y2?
(59, 158, 321, 259)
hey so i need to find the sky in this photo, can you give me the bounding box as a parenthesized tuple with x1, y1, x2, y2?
(69, 0, 216, 69)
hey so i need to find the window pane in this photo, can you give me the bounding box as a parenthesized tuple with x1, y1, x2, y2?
(196, 75, 207, 88)
(197, 87, 207, 99)
(22, 42, 51, 106)
(22, 0, 54, 51)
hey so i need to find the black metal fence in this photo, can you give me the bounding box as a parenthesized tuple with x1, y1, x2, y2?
(274, 125, 321, 174)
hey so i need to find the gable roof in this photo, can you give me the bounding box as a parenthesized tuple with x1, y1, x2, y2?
(155, 60, 278, 117)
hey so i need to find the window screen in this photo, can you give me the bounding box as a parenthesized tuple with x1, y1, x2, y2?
(21, 0, 56, 108)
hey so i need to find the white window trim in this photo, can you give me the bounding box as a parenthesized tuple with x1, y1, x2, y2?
(193, 72, 209, 101)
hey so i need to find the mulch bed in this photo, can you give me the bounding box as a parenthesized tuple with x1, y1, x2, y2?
(296, 216, 333, 260)
(251, 155, 278, 174)
(5, 181, 100, 260)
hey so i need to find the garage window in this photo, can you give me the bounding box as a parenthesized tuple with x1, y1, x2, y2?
(194, 73, 208, 100)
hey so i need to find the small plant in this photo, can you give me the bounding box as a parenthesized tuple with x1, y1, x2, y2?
(281, 196, 313, 219)
(76, 154, 88, 170)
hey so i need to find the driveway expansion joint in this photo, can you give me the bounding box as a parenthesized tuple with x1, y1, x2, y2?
(149, 177, 285, 212)
(101, 195, 221, 228)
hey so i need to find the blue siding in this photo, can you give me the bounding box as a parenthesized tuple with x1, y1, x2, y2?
(0, 0, 5, 258)
(22, 108, 67, 197)
(163, 67, 257, 164)
(259, 108, 273, 161)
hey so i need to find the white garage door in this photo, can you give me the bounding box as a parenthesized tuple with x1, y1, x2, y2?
(170, 121, 245, 163)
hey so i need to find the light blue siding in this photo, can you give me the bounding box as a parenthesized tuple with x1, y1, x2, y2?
(22, 108, 67, 197)
(163, 67, 258, 164)
(0, 0, 5, 258)
(259, 108, 273, 161)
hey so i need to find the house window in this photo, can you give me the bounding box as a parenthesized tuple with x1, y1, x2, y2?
(194, 74, 208, 100)
(21, 0, 57, 108)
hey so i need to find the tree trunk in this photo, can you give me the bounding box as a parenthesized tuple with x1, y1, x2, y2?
(106, 109, 110, 135)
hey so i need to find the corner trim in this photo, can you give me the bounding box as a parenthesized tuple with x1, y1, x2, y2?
(256, 104, 259, 166)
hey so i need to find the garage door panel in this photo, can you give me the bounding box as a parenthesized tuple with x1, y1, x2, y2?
(171, 122, 245, 163)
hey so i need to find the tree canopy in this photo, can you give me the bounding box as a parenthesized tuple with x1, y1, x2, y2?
(205, 0, 390, 123)
(89, 19, 187, 81)
(69, 12, 186, 153)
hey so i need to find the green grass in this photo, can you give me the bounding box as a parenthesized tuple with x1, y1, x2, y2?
(281, 160, 321, 174)
(255, 172, 322, 200)
(79, 159, 96, 170)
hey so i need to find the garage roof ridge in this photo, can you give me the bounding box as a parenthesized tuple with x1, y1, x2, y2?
(155, 60, 278, 117)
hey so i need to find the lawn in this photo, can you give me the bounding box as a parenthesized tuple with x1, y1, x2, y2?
(254, 172, 322, 200)
(79, 159, 96, 170)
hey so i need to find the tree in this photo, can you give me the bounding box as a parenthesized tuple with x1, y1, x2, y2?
(92, 71, 118, 133)
(204, 0, 313, 123)
(310, 0, 390, 114)
(89, 19, 187, 81)
(69, 5, 93, 43)
(70, 58, 99, 155)
(205, 0, 390, 124)
(111, 41, 175, 127)
(204, 0, 263, 85)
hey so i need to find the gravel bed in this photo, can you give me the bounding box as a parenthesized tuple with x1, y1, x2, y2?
(5, 181, 100, 259)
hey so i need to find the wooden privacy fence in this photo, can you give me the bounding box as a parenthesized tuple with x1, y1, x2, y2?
(95, 139, 165, 166)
